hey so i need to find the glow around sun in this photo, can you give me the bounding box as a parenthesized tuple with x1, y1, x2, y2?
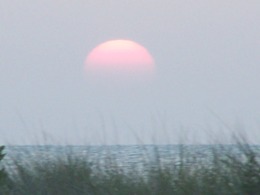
(85, 39, 155, 82)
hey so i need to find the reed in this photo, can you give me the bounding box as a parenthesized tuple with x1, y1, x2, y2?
(0, 141, 260, 194)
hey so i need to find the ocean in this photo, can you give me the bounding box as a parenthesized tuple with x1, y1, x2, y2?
(3, 145, 260, 175)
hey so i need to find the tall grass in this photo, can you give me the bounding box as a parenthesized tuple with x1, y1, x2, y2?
(1, 142, 260, 195)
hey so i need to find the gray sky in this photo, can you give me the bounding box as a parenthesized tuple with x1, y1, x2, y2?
(1, 0, 260, 145)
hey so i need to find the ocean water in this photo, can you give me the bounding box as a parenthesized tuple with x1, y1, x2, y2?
(2, 145, 260, 175)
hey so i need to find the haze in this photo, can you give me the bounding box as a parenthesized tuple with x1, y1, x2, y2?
(1, 0, 260, 145)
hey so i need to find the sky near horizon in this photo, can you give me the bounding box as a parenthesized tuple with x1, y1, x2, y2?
(1, 0, 260, 145)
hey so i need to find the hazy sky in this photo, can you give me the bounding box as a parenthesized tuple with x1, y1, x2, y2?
(1, 0, 260, 145)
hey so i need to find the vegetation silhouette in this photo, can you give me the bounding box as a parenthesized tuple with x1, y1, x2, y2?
(1, 137, 260, 194)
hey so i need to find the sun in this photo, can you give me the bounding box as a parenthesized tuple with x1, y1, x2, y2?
(84, 39, 155, 82)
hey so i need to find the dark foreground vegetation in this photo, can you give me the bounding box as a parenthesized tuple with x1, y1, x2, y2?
(1, 143, 260, 195)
